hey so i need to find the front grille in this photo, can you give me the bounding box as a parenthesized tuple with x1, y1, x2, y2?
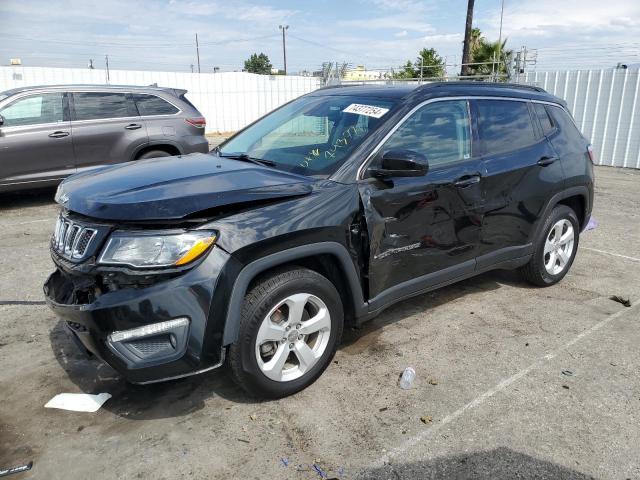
(51, 216, 98, 261)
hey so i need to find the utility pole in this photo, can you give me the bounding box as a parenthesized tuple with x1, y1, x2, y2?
(279, 25, 289, 75)
(190, 64, 194, 73)
(496, 0, 505, 81)
(105, 55, 110, 84)
(195, 33, 201, 73)
(420, 55, 424, 83)
(461, 0, 475, 76)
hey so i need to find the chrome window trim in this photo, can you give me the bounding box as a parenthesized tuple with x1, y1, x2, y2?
(69, 90, 182, 123)
(356, 95, 570, 180)
(0, 91, 66, 129)
(131, 93, 183, 118)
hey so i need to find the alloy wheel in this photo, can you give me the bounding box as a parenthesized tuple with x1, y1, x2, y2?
(544, 219, 575, 275)
(255, 293, 332, 382)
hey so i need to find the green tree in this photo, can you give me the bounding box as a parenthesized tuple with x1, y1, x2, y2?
(244, 53, 273, 75)
(414, 47, 445, 78)
(467, 29, 513, 79)
(394, 60, 418, 79)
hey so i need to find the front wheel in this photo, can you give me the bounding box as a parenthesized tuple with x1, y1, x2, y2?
(228, 267, 343, 398)
(520, 205, 580, 286)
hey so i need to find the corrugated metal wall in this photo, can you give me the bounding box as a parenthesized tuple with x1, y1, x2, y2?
(525, 69, 640, 168)
(0, 66, 322, 134)
(2, 66, 639, 168)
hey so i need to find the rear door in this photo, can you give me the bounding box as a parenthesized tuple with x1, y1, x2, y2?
(0, 91, 75, 187)
(70, 91, 148, 171)
(474, 98, 565, 268)
(360, 99, 485, 304)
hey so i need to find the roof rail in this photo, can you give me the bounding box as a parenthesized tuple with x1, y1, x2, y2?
(316, 83, 364, 91)
(416, 81, 546, 93)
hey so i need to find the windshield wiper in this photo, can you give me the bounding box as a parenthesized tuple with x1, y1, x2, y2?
(218, 153, 277, 167)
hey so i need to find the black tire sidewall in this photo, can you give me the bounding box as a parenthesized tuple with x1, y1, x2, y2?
(138, 150, 172, 159)
(535, 205, 580, 285)
(233, 269, 343, 398)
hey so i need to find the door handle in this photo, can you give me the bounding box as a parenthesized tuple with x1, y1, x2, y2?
(125, 123, 142, 130)
(537, 156, 559, 167)
(48, 131, 70, 138)
(454, 174, 481, 188)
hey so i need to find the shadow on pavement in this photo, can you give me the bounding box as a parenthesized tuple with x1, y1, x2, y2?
(0, 187, 57, 211)
(356, 447, 596, 479)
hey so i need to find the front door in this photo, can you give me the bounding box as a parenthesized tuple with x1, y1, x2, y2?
(359, 99, 485, 306)
(0, 92, 75, 187)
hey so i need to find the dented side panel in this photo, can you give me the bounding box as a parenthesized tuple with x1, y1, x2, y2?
(358, 160, 485, 300)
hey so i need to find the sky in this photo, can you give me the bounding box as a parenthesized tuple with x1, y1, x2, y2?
(0, 0, 639, 74)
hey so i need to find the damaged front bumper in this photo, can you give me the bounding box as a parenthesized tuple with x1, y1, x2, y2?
(43, 246, 231, 384)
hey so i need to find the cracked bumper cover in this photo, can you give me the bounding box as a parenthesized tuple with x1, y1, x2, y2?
(43, 247, 231, 384)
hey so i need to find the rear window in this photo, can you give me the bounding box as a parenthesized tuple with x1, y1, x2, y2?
(73, 92, 132, 120)
(547, 105, 584, 143)
(476, 100, 536, 155)
(533, 103, 555, 135)
(133, 94, 179, 116)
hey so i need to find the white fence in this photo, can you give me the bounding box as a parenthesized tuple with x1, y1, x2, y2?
(525, 69, 640, 169)
(2, 66, 639, 168)
(0, 66, 322, 134)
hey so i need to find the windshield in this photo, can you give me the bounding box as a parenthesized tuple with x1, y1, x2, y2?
(218, 94, 397, 177)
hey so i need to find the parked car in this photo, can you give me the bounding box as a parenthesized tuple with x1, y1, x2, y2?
(0, 84, 208, 192)
(44, 82, 594, 398)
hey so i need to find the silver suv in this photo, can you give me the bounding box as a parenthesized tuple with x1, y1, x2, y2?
(0, 84, 209, 192)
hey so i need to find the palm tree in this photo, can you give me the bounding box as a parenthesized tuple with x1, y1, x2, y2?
(469, 37, 512, 79)
(461, 0, 475, 76)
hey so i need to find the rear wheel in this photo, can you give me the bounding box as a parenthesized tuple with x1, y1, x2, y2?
(137, 149, 172, 160)
(228, 267, 343, 398)
(520, 205, 579, 286)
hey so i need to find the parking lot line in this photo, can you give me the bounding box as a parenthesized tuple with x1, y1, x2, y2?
(581, 246, 640, 263)
(375, 298, 640, 467)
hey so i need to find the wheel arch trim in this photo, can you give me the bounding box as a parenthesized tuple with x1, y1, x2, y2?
(221, 242, 366, 346)
(131, 140, 184, 160)
(531, 186, 590, 243)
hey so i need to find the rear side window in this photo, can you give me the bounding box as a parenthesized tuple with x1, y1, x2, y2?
(382, 100, 472, 167)
(476, 100, 536, 155)
(73, 92, 131, 120)
(546, 105, 585, 143)
(133, 94, 179, 116)
(0, 93, 64, 127)
(533, 103, 555, 135)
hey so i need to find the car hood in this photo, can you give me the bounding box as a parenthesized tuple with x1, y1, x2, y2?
(57, 153, 315, 221)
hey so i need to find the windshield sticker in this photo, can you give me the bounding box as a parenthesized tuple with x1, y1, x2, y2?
(343, 103, 389, 118)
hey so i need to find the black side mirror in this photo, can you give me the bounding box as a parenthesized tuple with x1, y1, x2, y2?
(0, 115, 4, 126)
(368, 150, 429, 178)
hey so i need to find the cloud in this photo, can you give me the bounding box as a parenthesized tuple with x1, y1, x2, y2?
(395, 30, 408, 38)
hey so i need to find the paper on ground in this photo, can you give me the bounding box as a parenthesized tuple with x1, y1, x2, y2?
(45, 393, 112, 412)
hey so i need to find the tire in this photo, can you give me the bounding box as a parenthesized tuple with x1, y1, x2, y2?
(137, 150, 172, 160)
(519, 205, 580, 286)
(228, 267, 344, 399)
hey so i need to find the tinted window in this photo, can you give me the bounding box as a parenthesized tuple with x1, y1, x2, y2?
(381, 100, 471, 166)
(0, 93, 64, 127)
(476, 100, 536, 155)
(547, 105, 584, 143)
(533, 103, 554, 134)
(133, 94, 179, 116)
(73, 92, 131, 120)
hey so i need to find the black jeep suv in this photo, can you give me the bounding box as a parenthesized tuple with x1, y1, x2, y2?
(44, 83, 594, 398)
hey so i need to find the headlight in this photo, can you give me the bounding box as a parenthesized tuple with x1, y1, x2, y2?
(98, 231, 216, 268)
